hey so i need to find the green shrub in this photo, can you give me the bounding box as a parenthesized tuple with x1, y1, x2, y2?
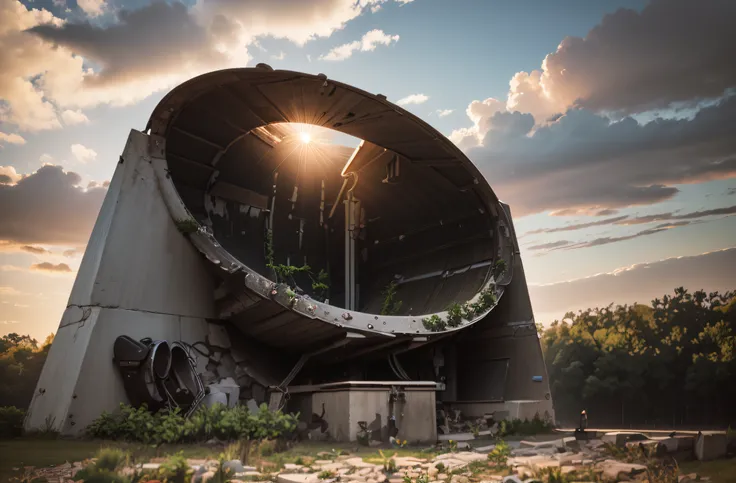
(72, 448, 130, 482)
(0, 406, 25, 438)
(87, 402, 299, 445)
(95, 448, 129, 472)
(487, 440, 511, 468)
(496, 413, 554, 437)
(158, 451, 191, 483)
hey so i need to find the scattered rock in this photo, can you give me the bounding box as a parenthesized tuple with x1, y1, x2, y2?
(208, 323, 232, 349)
(595, 459, 647, 481)
(278, 473, 320, 483)
(246, 398, 260, 413)
(197, 471, 216, 483)
(232, 348, 247, 363)
(218, 353, 237, 378)
(223, 460, 246, 473)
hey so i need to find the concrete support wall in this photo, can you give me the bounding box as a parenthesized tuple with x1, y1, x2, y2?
(25, 130, 217, 435)
(449, 204, 554, 422)
(312, 387, 436, 443)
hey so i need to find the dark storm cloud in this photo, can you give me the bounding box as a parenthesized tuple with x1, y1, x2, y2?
(30, 262, 73, 273)
(20, 245, 50, 255)
(541, 0, 736, 115)
(469, 97, 736, 216)
(527, 240, 572, 251)
(525, 216, 629, 235)
(0, 165, 106, 245)
(529, 248, 736, 321)
(617, 205, 736, 225)
(28, 1, 233, 86)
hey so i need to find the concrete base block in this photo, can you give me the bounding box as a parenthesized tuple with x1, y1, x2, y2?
(695, 432, 727, 461)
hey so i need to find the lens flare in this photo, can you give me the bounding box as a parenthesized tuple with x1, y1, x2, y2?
(299, 132, 312, 144)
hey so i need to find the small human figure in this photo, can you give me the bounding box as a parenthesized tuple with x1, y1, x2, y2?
(580, 410, 588, 431)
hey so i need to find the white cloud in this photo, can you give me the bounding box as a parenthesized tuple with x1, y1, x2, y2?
(271, 51, 286, 61)
(436, 109, 454, 118)
(70, 143, 97, 163)
(320, 29, 399, 61)
(0, 131, 26, 145)
(77, 0, 105, 17)
(1, 0, 417, 133)
(0, 165, 21, 184)
(39, 153, 53, 164)
(396, 93, 428, 106)
(451, 0, 736, 150)
(60, 109, 90, 125)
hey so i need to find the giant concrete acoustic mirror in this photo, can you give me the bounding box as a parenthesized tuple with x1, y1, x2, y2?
(26, 65, 553, 441)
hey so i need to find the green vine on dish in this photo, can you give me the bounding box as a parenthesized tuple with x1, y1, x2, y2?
(422, 314, 446, 331)
(265, 229, 331, 301)
(310, 269, 330, 301)
(421, 285, 499, 332)
(493, 258, 507, 279)
(380, 281, 403, 315)
(175, 218, 199, 234)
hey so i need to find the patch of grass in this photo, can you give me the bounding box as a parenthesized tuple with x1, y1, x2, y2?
(680, 457, 736, 483)
(2, 438, 440, 483)
(0, 439, 222, 482)
(467, 460, 488, 475)
(158, 451, 192, 483)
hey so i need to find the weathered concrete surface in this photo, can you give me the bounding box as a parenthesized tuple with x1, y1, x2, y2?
(695, 432, 727, 461)
(25, 130, 216, 435)
(309, 383, 437, 443)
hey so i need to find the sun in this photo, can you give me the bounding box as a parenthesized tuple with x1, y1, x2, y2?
(299, 132, 312, 144)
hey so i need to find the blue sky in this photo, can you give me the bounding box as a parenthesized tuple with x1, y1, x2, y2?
(1, 0, 735, 339)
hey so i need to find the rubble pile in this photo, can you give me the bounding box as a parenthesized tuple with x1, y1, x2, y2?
(12, 431, 727, 483)
(197, 322, 272, 407)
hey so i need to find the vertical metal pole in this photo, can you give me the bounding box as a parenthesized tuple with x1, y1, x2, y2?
(344, 190, 357, 310)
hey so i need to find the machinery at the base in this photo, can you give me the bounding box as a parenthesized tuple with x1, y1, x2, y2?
(112, 336, 205, 416)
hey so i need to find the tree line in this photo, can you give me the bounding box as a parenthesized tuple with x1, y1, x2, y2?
(0, 332, 53, 409)
(541, 287, 736, 429)
(2, 286, 735, 430)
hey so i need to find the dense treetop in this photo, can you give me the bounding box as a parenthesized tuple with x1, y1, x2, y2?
(541, 287, 736, 428)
